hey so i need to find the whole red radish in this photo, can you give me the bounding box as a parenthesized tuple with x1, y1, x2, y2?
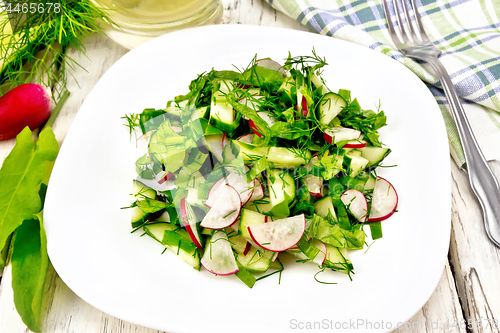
(0, 83, 53, 141)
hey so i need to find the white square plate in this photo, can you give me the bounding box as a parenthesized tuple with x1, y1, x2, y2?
(44, 24, 451, 333)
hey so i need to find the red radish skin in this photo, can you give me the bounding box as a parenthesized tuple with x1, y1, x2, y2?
(343, 140, 368, 148)
(243, 242, 252, 256)
(256, 59, 287, 76)
(248, 119, 263, 137)
(180, 198, 203, 248)
(341, 189, 368, 223)
(157, 172, 175, 185)
(301, 95, 308, 117)
(0, 83, 53, 140)
(248, 111, 276, 137)
(205, 169, 255, 208)
(368, 177, 398, 222)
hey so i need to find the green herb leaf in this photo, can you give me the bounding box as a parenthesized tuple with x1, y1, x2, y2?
(0, 1, 112, 96)
(235, 261, 256, 288)
(310, 215, 365, 250)
(339, 98, 387, 147)
(135, 198, 172, 214)
(270, 121, 310, 140)
(0, 127, 58, 266)
(11, 212, 48, 333)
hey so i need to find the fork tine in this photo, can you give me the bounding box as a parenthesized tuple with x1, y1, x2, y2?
(394, 0, 410, 43)
(382, 0, 403, 46)
(401, 0, 419, 41)
(410, 0, 430, 41)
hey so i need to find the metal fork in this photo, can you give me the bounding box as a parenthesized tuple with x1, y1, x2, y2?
(383, 0, 500, 247)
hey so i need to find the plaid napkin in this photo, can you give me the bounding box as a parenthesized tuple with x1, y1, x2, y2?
(264, 0, 500, 168)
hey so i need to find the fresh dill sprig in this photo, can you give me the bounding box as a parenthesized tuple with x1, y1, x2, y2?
(122, 113, 141, 140)
(0, 1, 112, 97)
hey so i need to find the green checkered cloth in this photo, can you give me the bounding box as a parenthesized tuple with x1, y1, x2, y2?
(264, 0, 500, 168)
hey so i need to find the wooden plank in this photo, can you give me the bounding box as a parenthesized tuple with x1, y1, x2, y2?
(50, 34, 128, 145)
(448, 159, 500, 333)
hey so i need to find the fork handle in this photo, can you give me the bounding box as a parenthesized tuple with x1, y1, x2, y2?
(427, 56, 500, 247)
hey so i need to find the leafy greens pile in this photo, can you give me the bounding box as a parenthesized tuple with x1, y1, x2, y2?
(125, 51, 392, 287)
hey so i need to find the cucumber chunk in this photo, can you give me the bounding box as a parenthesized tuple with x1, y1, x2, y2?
(268, 169, 296, 218)
(131, 180, 157, 228)
(357, 147, 391, 167)
(314, 196, 337, 221)
(233, 141, 310, 168)
(317, 92, 347, 126)
(324, 245, 353, 274)
(143, 222, 201, 270)
(239, 208, 267, 239)
(235, 245, 271, 273)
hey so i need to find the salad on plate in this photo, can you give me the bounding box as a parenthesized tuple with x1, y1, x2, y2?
(123, 52, 398, 288)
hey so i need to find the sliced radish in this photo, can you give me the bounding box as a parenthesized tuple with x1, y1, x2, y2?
(248, 111, 277, 137)
(157, 171, 175, 184)
(180, 198, 203, 248)
(205, 169, 255, 207)
(341, 189, 368, 223)
(256, 58, 287, 76)
(303, 174, 323, 198)
(368, 177, 398, 222)
(243, 242, 252, 256)
(249, 178, 265, 201)
(206, 177, 226, 207)
(136, 130, 154, 151)
(237, 133, 254, 144)
(137, 174, 175, 192)
(201, 230, 238, 276)
(343, 139, 368, 148)
(301, 95, 308, 117)
(323, 127, 361, 145)
(303, 156, 324, 198)
(201, 184, 241, 229)
(248, 214, 306, 252)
